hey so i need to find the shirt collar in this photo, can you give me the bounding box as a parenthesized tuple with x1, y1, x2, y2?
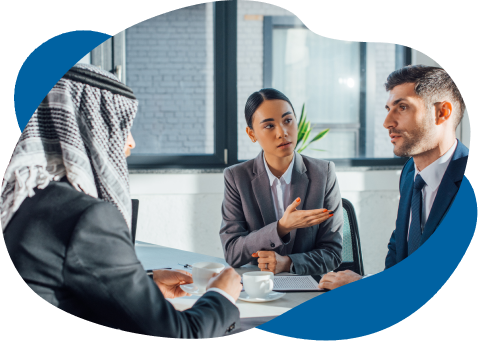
(414, 139, 457, 191)
(263, 152, 295, 186)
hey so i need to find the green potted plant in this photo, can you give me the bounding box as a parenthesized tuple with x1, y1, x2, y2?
(295, 104, 329, 153)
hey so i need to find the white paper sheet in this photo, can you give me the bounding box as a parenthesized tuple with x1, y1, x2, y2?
(273, 275, 323, 291)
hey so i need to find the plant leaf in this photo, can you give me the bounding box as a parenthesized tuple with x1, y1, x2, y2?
(296, 104, 307, 148)
(309, 128, 330, 143)
(300, 122, 311, 149)
(299, 128, 330, 153)
(298, 104, 306, 129)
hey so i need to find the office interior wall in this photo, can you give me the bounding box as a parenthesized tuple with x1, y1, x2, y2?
(130, 169, 400, 275)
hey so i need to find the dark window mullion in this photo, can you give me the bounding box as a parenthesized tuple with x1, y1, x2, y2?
(395, 45, 412, 69)
(127, 154, 224, 169)
(210, 0, 238, 167)
(224, 0, 238, 166)
(213, 1, 228, 165)
(358, 42, 367, 158)
(127, 3, 230, 169)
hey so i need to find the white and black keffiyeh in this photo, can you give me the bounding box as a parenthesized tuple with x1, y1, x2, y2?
(1, 63, 138, 231)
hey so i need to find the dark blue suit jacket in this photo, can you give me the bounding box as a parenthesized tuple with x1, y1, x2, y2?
(385, 139, 469, 269)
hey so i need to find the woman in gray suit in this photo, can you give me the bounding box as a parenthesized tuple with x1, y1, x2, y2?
(220, 88, 343, 278)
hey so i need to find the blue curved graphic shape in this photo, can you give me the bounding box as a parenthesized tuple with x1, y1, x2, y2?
(14, 31, 111, 132)
(259, 176, 476, 340)
(11, 29, 477, 340)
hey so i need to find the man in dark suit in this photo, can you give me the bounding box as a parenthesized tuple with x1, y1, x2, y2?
(2, 64, 242, 338)
(319, 65, 468, 290)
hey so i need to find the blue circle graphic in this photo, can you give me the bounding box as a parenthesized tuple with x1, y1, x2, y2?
(14, 31, 111, 132)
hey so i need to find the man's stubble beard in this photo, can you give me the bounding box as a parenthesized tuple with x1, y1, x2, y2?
(393, 112, 435, 158)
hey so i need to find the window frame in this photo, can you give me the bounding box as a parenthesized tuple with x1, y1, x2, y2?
(125, 1, 239, 170)
(94, 1, 411, 170)
(261, 15, 411, 165)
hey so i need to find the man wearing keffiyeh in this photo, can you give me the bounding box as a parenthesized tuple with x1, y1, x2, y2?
(1, 64, 136, 230)
(1, 64, 242, 338)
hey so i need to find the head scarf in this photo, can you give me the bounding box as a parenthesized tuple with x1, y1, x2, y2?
(1, 64, 138, 231)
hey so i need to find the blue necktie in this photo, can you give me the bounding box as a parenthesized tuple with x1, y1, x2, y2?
(408, 174, 427, 255)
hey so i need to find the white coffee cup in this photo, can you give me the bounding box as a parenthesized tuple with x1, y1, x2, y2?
(192, 262, 225, 291)
(243, 271, 274, 298)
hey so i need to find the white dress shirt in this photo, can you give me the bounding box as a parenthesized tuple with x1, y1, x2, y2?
(263, 153, 295, 272)
(206, 287, 236, 305)
(408, 139, 457, 240)
(343, 141, 456, 277)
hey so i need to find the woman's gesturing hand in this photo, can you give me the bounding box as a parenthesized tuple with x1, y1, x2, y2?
(277, 197, 333, 237)
(252, 251, 291, 274)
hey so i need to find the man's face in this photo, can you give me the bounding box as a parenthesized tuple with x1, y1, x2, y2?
(383, 83, 436, 157)
(124, 132, 135, 157)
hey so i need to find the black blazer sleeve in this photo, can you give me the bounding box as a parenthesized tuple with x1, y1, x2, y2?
(63, 202, 239, 338)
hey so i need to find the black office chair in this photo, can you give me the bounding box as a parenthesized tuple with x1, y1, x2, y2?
(131, 199, 139, 244)
(335, 198, 364, 276)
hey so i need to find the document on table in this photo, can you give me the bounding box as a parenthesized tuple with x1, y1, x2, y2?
(273, 275, 324, 292)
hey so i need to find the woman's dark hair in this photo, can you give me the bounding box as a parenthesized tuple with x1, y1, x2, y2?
(244, 88, 295, 129)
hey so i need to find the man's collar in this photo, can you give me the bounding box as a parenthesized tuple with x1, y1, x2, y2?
(263, 153, 295, 186)
(414, 139, 457, 191)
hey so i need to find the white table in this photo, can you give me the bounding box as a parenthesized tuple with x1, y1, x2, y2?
(135, 241, 324, 318)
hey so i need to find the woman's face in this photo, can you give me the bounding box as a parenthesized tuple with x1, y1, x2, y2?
(246, 99, 297, 159)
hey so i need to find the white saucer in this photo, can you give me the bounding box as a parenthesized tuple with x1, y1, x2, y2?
(237, 291, 286, 303)
(180, 283, 206, 296)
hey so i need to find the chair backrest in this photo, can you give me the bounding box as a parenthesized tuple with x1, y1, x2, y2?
(336, 198, 364, 276)
(131, 199, 139, 244)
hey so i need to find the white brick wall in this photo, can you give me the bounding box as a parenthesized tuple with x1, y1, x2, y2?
(126, 3, 214, 154)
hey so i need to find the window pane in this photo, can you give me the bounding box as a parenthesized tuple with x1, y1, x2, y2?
(272, 28, 360, 125)
(126, 3, 214, 155)
(301, 130, 357, 159)
(236, 1, 411, 161)
(366, 43, 397, 158)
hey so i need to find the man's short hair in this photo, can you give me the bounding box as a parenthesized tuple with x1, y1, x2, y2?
(385, 65, 466, 129)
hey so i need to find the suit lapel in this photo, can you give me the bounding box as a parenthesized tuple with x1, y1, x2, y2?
(396, 164, 415, 261)
(284, 152, 309, 254)
(421, 172, 458, 242)
(251, 152, 277, 227)
(421, 141, 468, 243)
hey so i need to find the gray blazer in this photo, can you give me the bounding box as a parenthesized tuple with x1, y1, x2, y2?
(220, 151, 343, 277)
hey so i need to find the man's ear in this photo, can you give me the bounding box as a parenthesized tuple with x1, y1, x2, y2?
(436, 101, 453, 126)
(246, 126, 256, 143)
